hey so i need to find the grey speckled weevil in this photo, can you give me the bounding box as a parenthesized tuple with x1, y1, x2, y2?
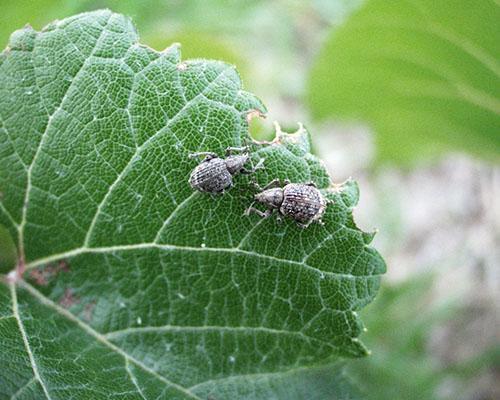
(189, 146, 264, 194)
(245, 179, 330, 228)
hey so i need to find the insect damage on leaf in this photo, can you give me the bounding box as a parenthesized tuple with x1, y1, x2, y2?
(0, 9, 385, 400)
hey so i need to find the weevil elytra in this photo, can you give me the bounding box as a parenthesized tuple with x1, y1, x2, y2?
(245, 179, 330, 228)
(189, 146, 264, 194)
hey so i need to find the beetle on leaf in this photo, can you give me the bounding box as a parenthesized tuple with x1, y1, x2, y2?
(189, 146, 264, 194)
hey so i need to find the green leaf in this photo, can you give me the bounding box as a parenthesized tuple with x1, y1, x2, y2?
(0, 10, 384, 399)
(0, 224, 17, 273)
(307, 0, 500, 163)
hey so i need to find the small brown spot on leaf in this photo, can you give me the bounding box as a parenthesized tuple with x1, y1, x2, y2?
(29, 259, 70, 286)
(57, 260, 70, 273)
(29, 268, 48, 286)
(83, 301, 96, 322)
(59, 288, 79, 308)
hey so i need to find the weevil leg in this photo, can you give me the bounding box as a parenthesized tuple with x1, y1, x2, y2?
(276, 213, 283, 224)
(241, 158, 265, 174)
(244, 201, 256, 214)
(189, 152, 218, 161)
(245, 207, 273, 219)
(283, 179, 291, 185)
(297, 221, 311, 229)
(305, 181, 317, 187)
(250, 178, 280, 192)
(250, 181, 264, 191)
(262, 178, 282, 190)
(225, 146, 249, 155)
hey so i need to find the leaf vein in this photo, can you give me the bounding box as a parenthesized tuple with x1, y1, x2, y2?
(10, 283, 53, 400)
(187, 364, 338, 393)
(18, 13, 113, 255)
(10, 376, 37, 400)
(24, 243, 380, 280)
(83, 67, 233, 247)
(0, 200, 19, 229)
(19, 280, 202, 400)
(125, 358, 148, 400)
(154, 192, 199, 243)
(104, 325, 338, 349)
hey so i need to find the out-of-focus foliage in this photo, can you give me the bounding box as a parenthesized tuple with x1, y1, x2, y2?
(348, 276, 499, 400)
(308, 0, 500, 163)
(145, 31, 246, 77)
(0, 0, 73, 48)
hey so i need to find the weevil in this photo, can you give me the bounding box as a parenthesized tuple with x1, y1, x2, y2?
(245, 179, 330, 228)
(189, 146, 264, 194)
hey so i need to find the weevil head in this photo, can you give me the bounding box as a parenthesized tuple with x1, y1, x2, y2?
(255, 188, 284, 209)
(225, 153, 249, 174)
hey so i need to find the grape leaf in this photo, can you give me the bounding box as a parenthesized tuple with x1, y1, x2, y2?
(307, 0, 500, 163)
(0, 10, 384, 399)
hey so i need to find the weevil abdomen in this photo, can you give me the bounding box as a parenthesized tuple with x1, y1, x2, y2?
(189, 158, 232, 193)
(280, 184, 326, 223)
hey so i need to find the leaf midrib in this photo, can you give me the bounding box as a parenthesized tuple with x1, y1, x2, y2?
(23, 242, 378, 281)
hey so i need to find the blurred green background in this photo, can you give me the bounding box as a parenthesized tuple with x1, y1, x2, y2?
(1, 1, 498, 399)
